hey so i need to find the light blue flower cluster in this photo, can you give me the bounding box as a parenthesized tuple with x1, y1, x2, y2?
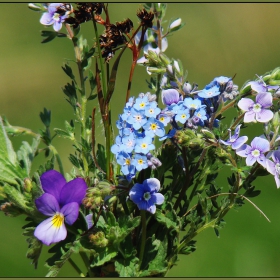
(111, 92, 165, 180)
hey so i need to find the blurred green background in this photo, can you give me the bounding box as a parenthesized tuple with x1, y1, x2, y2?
(1, 3, 280, 277)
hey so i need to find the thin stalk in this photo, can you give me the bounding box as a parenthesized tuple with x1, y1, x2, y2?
(4, 126, 40, 138)
(65, 24, 89, 175)
(139, 210, 147, 269)
(49, 145, 64, 176)
(68, 257, 86, 277)
(79, 252, 94, 278)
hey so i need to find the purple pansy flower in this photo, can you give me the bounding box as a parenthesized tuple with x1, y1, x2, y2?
(220, 124, 248, 150)
(266, 151, 280, 188)
(34, 170, 87, 246)
(236, 137, 270, 168)
(237, 93, 273, 123)
(129, 178, 164, 214)
(40, 3, 71, 32)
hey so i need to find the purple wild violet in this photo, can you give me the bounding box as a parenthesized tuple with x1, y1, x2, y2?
(236, 136, 270, 168)
(40, 3, 72, 32)
(129, 178, 164, 214)
(34, 170, 87, 246)
(266, 150, 280, 188)
(220, 124, 248, 150)
(237, 92, 273, 123)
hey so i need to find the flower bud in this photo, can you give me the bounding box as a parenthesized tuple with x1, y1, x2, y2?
(272, 111, 280, 130)
(24, 178, 32, 193)
(146, 67, 166, 74)
(89, 231, 108, 247)
(271, 67, 280, 81)
(159, 53, 171, 66)
(183, 82, 192, 94)
(0, 202, 22, 217)
(169, 18, 182, 32)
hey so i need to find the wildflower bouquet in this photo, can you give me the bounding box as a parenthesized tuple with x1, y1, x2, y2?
(1, 2, 280, 277)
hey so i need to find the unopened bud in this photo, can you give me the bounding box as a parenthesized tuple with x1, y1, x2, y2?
(146, 67, 166, 74)
(89, 231, 108, 247)
(24, 178, 32, 193)
(169, 18, 182, 32)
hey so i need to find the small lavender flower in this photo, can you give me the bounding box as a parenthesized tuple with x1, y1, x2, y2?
(266, 150, 280, 188)
(129, 178, 164, 214)
(220, 124, 248, 150)
(237, 92, 273, 123)
(40, 3, 71, 32)
(236, 137, 270, 168)
(34, 170, 87, 245)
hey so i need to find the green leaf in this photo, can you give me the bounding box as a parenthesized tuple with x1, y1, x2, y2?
(22, 226, 43, 269)
(62, 63, 76, 81)
(96, 144, 106, 172)
(45, 243, 74, 277)
(139, 235, 168, 276)
(39, 108, 51, 127)
(0, 117, 27, 184)
(41, 30, 57, 43)
(91, 246, 118, 267)
(115, 255, 139, 277)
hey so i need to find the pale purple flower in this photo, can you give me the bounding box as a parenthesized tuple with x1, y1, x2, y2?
(247, 80, 278, 93)
(161, 89, 181, 106)
(237, 93, 273, 123)
(34, 170, 87, 246)
(236, 137, 270, 168)
(129, 178, 164, 214)
(220, 124, 248, 150)
(40, 3, 71, 32)
(266, 151, 280, 188)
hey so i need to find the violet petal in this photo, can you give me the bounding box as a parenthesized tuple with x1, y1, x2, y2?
(61, 202, 79, 225)
(59, 178, 87, 205)
(35, 193, 60, 216)
(40, 170, 66, 201)
(255, 109, 273, 123)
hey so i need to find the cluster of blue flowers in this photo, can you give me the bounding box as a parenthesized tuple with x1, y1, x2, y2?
(111, 92, 164, 180)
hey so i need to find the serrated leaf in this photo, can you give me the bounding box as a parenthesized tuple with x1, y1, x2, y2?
(115, 255, 139, 277)
(91, 246, 118, 267)
(62, 64, 76, 81)
(23, 226, 43, 269)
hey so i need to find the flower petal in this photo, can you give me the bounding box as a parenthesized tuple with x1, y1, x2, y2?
(61, 202, 79, 225)
(255, 109, 273, 123)
(143, 178, 161, 192)
(266, 159, 276, 175)
(243, 111, 256, 123)
(53, 21, 63, 32)
(40, 12, 54, 25)
(237, 98, 254, 111)
(246, 154, 257, 166)
(35, 193, 60, 216)
(129, 183, 144, 204)
(231, 136, 248, 150)
(257, 154, 267, 168)
(236, 144, 250, 157)
(59, 178, 87, 205)
(256, 92, 272, 108)
(251, 137, 270, 153)
(34, 216, 67, 246)
(40, 170, 66, 201)
(153, 193, 164, 205)
(85, 214, 93, 229)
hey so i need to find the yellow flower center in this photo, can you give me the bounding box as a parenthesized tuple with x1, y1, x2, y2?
(125, 159, 131, 165)
(150, 123, 157, 130)
(52, 212, 64, 228)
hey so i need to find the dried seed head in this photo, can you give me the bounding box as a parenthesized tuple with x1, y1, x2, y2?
(137, 8, 154, 28)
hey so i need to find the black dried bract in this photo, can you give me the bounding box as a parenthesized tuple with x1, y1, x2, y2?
(116, 18, 133, 34)
(65, 2, 104, 28)
(137, 8, 154, 28)
(56, 3, 72, 16)
(100, 23, 128, 62)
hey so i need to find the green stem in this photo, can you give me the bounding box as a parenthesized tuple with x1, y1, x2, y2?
(49, 145, 64, 176)
(4, 126, 40, 138)
(92, 17, 107, 98)
(139, 210, 147, 269)
(68, 257, 86, 277)
(79, 252, 94, 277)
(65, 24, 89, 176)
